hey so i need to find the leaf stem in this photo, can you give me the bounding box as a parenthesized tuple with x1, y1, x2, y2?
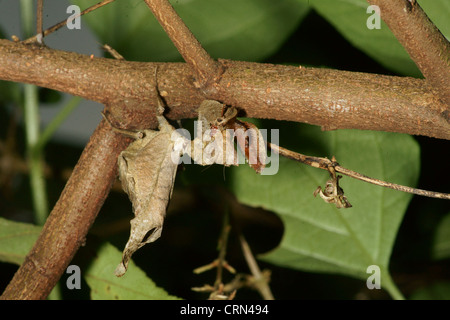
(21, 0, 48, 225)
(24, 87, 49, 227)
(382, 270, 405, 300)
(28, 144, 49, 226)
(23, 84, 39, 149)
(20, 0, 34, 39)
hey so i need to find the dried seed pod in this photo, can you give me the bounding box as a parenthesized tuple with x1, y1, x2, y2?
(314, 164, 352, 209)
(231, 119, 267, 174)
(192, 100, 266, 173)
(191, 100, 239, 166)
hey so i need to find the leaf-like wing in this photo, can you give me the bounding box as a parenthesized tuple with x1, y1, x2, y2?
(115, 131, 178, 277)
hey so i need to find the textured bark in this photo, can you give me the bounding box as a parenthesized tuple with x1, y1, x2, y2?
(0, 40, 448, 139)
(367, 0, 450, 106)
(143, 0, 222, 89)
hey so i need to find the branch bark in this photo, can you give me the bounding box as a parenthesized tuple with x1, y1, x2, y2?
(367, 0, 450, 106)
(0, 119, 130, 300)
(0, 39, 448, 139)
(143, 0, 221, 90)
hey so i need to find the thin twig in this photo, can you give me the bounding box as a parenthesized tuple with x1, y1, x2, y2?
(36, 0, 44, 44)
(143, 0, 221, 89)
(239, 234, 274, 300)
(268, 142, 450, 200)
(102, 44, 125, 60)
(334, 165, 450, 200)
(23, 0, 116, 44)
(192, 210, 236, 299)
(215, 211, 231, 289)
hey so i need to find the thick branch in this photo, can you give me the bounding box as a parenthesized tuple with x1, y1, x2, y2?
(210, 60, 448, 140)
(368, 0, 450, 106)
(0, 119, 130, 300)
(143, 0, 221, 89)
(0, 39, 448, 139)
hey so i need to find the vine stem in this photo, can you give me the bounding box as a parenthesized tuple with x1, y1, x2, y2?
(21, 0, 48, 225)
(382, 270, 405, 300)
(268, 142, 450, 200)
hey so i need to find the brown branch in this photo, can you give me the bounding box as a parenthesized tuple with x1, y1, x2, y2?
(0, 118, 130, 300)
(36, 0, 44, 44)
(367, 0, 450, 107)
(143, 0, 221, 90)
(210, 60, 448, 140)
(0, 39, 448, 139)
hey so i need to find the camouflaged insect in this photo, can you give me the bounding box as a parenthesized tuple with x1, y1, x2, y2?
(109, 97, 267, 277)
(190, 100, 240, 167)
(314, 164, 352, 209)
(191, 100, 266, 172)
(110, 100, 186, 277)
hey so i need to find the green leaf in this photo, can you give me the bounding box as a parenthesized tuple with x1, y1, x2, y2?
(70, 0, 309, 61)
(0, 218, 177, 299)
(308, 0, 422, 76)
(0, 217, 41, 265)
(417, 0, 450, 41)
(85, 242, 180, 300)
(229, 123, 419, 297)
(431, 212, 450, 260)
